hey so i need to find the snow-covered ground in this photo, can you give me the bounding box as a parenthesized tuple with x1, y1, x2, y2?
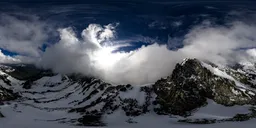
(0, 102, 79, 128)
(1, 102, 256, 128)
(185, 99, 251, 119)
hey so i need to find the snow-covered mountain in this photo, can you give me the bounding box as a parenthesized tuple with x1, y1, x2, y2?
(0, 58, 256, 128)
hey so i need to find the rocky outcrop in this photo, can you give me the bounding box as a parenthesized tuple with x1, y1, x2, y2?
(0, 74, 11, 86)
(0, 64, 55, 89)
(0, 86, 19, 102)
(0, 111, 4, 118)
(0, 78, 19, 119)
(153, 59, 256, 116)
(68, 80, 152, 125)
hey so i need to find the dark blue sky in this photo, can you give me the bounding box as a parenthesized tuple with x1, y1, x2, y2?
(1, 0, 256, 56)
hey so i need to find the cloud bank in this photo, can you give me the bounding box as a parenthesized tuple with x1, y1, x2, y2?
(38, 20, 256, 85)
(1, 14, 256, 85)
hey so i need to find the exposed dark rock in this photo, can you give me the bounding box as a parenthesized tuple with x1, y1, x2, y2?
(153, 59, 256, 116)
(178, 118, 217, 124)
(0, 111, 4, 118)
(121, 98, 143, 116)
(0, 64, 55, 89)
(77, 113, 105, 126)
(22, 80, 33, 89)
(126, 118, 138, 123)
(2, 64, 55, 80)
(0, 86, 19, 101)
(0, 75, 11, 86)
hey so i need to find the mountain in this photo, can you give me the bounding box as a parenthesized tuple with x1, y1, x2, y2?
(0, 58, 256, 127)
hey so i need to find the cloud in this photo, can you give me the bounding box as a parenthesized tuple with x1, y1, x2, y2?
(0, 14, 49, 57)
(0, 50, 21, 64)
(14, 55, 39, 64)
(94, 44, 180, 84)
(0, 7, 255, 85)
(39, 19, 256, 85)
(238, 48, 256, 68)
(81, 23, 118, 47)
(179, 21, 256, 65)
(39, 24, 118, 75)
(39, 27, 93, 75)
(247, 49, 256, 59)
(0, 12, 249, 85)
(172, 21, 182, 27)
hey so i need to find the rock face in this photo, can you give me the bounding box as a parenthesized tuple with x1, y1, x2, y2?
(0, 70, 20, 118)
(0, 64, 54, 89)
(67, 76, 152, 126)
(0, 59, 255, 126)
(0, 86, 19, 103)
(0, 111, 4, 118)
(0, 82, 18, 119)
(153, 59, 256, 116)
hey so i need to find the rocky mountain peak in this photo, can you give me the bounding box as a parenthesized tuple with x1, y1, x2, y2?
(153, 58, 256, 116)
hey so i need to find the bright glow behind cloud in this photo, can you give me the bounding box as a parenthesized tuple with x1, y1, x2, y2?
(91, 46, 129, 70)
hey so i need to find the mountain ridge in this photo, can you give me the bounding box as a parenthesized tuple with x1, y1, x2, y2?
(0, 58, 256, 127)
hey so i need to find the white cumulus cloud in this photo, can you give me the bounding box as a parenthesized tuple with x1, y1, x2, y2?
(0, 14, 49, 57)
